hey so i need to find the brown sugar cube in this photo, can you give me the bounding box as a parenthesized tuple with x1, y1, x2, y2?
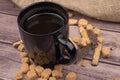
(79, 27, 88, 38)
(79, 27, 91, 44)
(30, 64, 36, 70)
(41, 68, 52, 79)
(68, 12, 73, 18)
(97, 37, 104, 43)
(102, 47, 110, 58)
(21, 57, 29, 63)
(69, 37, 78, 50)
(49, 77, 56, 80)
(65, 72, 77, 80)
(78, 18, 88, 27)
(18, 43, 24, 52)
(52, 70, 63, 78)
(21, 63, 29, 74)
(15, 71, 23, 80)
(38, 78, 47, 80)
(80, 38, 87, 47)
(79, 27, 88, 36)
(54, 64, 62, 72)
(81, 60, 88, 67)
(85, 38, 91, 44)
(72, 37, 86, 47)
(35, 66, 44, 77)
(20, 52, 28, 58)
(69, 19, 78, 25)
(26, 70, 37, 80)
(92, 44, 102, 66)
(12, 40, 23, 48)
(72, 37, 81, 46)
(93, 28, 101, 36)
(86, 24, 93, 30)
(72, 37, 81, 43)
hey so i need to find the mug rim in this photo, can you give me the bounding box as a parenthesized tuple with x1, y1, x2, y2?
(17, 1, 68, 37)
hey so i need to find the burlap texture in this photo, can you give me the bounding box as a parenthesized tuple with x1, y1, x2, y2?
(12, 0, 120, 22)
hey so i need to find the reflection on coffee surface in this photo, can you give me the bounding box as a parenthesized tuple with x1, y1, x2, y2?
(24, 13, 64, 34)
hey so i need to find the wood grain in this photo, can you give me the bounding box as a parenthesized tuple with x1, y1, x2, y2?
(0, 14, 20, 44)
(84, 30, 120, 66)
(63, 61, 120, 80)
(0, 43, 120, 80)
(71, 11, 120, 33)
(0, 0, 20, 15)
(69, 26, 120, 66)
(0, 43, 21, 62)
(0, 57, 21, 80)
(0, 43, 21, 80)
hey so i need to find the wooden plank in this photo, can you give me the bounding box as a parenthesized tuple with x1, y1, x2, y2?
(0, 14, 20, 43)
(0, 43, 21, 80)
(63, 60, 120, 80)
(1, 57, 120, 80)
(0, 0, 20, 15)
(0, 57, 21, 80)
(70, 10, 120, 32)
(0, 43, 21, 62)
(0, 43, 120, 80)
(69, 26, 120, 66)
(84, 30, 120, 66)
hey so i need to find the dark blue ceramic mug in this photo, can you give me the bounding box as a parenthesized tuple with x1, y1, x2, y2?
(17, 2, 77, 68)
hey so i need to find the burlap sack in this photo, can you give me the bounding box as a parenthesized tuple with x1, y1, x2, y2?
(12, 0, 120, 22)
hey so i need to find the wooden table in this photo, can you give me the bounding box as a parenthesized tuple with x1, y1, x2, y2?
(0, 0, 120, 80)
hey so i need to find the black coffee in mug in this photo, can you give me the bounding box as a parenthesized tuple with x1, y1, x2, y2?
(24, 13, 64, 34)
(17, 2, 77, 68)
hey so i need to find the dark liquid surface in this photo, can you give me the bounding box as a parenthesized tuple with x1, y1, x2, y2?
(24, 13, 64, 34)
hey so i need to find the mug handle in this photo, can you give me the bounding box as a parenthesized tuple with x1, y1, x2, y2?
(54, 33, 77, 64)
